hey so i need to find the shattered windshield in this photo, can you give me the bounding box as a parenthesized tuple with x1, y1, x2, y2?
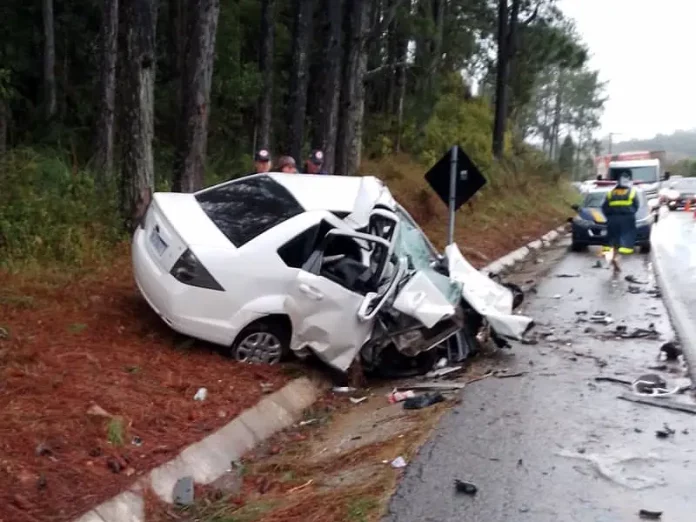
(393, 206, 462, 305)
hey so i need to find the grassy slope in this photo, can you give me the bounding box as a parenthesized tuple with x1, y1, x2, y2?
(362, 154, 577, 266)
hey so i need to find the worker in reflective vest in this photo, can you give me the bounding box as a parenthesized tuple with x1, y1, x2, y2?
(601, 170, 639, 272)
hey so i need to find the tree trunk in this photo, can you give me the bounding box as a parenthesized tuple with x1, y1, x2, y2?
(120, 0, 157, 228)
(95, 0, 119, 180)
(257, 0, 275, 151)
(315, 0, 343, 173)
(173, 0, 221, 193)
(0, 100, 7, 154)
(287, 0, 315, 163)
(492, 0, 520, 159)
(336, 0, 371, 177)
(42, 0, 57, 119)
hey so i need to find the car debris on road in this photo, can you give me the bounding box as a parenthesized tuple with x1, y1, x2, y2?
(131, 173, 533, 378)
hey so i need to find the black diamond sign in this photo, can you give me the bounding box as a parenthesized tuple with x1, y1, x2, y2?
(424, 146, 487, 211)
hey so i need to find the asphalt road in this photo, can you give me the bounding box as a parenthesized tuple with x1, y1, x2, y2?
(384, 231, 696, 522)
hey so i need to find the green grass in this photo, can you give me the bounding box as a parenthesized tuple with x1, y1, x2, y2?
(107, 416, 125, 446)
(346, 497, 379, 522)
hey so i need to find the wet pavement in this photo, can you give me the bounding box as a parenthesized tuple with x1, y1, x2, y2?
(385, 237, 696, 522)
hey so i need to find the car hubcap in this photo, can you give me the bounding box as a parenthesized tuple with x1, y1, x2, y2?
(236, 332, 283, 364)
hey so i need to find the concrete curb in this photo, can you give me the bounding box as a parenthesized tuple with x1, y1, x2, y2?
(481, 225, 569, 276)
(650, 246, 696, 384)
(73, 376, 325, 522)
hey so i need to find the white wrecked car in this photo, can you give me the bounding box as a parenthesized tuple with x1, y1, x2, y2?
(132, 173, 532, 375)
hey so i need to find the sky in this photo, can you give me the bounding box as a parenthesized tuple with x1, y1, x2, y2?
(559, 0, 696, 141)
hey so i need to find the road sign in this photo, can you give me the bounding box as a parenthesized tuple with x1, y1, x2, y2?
(425, 146, 487, 212)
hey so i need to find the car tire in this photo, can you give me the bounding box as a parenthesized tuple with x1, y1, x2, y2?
(230, 318, 291, 365)
(570, 241, 587, 252)
(641, 243, 652, 254)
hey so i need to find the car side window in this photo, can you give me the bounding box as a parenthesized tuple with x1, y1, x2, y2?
(277, 220, 338, 269)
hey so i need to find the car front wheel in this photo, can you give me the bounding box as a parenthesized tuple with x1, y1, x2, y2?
(230, 318, 290, 365)
(571, 241, 587, 252)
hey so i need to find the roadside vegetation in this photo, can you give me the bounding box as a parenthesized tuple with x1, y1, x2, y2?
(1, 0, 600, 520)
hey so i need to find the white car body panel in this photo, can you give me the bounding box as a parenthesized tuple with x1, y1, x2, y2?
(445, 243, 533, 339)
(392, 271, 456, 329)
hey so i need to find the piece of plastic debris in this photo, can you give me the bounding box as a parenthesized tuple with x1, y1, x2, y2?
(655, 424, 675, 439)
(173, 476, 194, 506)
(86, 404, 112, 418)
(298, 418, 318, 427)
(435, 357, 448, 369)
(553, 294, 562, 299)
(403, 392, 446, 410)
(454, 479, 478, 495)
(332, 386, 357, 394)
(425, 365, 464, 378)
(131, 436, 143, 447)
(387, 390, 416, 403)
(625, 275, 647, 285)
(391, 456, 407, 468)
(193, 388, 207, 401)
(350, 396, 367, 404)
(660, 342, 682, 361)
(639, 509, 663, 520)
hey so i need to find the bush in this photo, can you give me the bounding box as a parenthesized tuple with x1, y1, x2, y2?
(0, 148, 123, 268)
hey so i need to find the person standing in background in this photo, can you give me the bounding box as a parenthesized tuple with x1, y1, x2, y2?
(304, 150, 328, 174)
(276, 155, 298, 173)
(601, 169, 639, 273)
(253, 149, 272, 173)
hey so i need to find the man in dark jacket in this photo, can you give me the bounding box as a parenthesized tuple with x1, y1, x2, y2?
(304, 150, 328, 174)
(601, 169, 639, 272)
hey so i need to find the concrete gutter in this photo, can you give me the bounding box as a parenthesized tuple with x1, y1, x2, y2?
(650, 245, 696, 384)
(481, 225, 569, 277)
(73, 376, 325, 522)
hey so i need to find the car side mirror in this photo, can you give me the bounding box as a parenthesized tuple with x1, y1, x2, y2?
(570, 203, 580, 212)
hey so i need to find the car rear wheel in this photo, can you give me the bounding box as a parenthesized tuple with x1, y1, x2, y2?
(231, 318, 290, 365)
(640, 243, 652, 254)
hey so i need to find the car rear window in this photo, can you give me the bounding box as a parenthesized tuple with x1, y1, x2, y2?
(195, 175, 304, 247)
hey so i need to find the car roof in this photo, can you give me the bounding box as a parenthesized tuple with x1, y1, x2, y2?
(267, 172, 397, 213)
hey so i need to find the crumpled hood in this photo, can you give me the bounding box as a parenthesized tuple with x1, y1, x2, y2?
(444, 244, 533, 339)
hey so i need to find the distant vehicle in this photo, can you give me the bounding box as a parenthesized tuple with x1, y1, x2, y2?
(131, 172, 532, 376)
(594, 151, 669, 214)
(662, 177, 696, 210)
(570, 186, 653, 253)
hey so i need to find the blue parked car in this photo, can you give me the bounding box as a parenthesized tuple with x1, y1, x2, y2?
(570, 186, 654, 253)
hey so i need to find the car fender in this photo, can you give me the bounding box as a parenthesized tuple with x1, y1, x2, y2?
(226, 294, 290, 344)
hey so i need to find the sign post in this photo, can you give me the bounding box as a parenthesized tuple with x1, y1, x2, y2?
(447, 145, 458, 245)
(424, 145, 487, 362)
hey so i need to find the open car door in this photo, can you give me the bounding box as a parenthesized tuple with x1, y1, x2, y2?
(284, 228, 402, 372)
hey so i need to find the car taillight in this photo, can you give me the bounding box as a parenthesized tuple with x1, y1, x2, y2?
(170, 249, 225, 291)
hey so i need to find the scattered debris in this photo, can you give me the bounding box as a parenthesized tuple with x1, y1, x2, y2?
(425, 365, 464, 379)
(659, 341, 682, 361)
(454, 479, 478, 495)
(556, 273, 580, 278)
(590, 311, 614, 324)
(496, 371, 528, 379)
(632, 374, 667, 394)
(592, 260, 603, 269)
(403, 392, 446, 410)
(391, 456, 407, 469)
(131, 436, 143, 447)
(173, 476, 195, 506)
(397, 382, 466, 391)
(332, 387, 357, 394)
(627, 285, 642, 294)
(349, 396, 368, 405)
(0, 326, 8, 339)
(287, 479, 313, 494)
(625, 275, 647, 285)
(387, 390, 416, 403)
(553, 294, 562, 299)
(86, 404, 112, 418)
(298, 418, 318, 427)
(639, 509, 663, 520)
(655, 424, 675, 439)
(35, 442, 53, 457)
(613, 324, 659, 340)
(193, 388, 207, 401)
(595, 376, 632, 386)
(647, 289, 662, 298)
(618, 393, 696, 415)
(260, 382, 275, 394)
